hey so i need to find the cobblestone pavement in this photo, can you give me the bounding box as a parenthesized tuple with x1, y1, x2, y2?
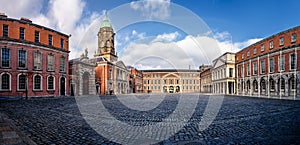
(0, 94, 300, 145)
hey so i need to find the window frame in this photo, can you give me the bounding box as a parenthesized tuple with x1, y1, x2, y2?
(269, 41, 274, 49)
(290, 53, 296, 70)
(1, 47, 10, 68)
(33, 74, 43, 91)
(59, 56, 66, 72)
(253, 61, 257, 75)
(17, 74, 27, 91)
(48, 34, 53, 46)
(0, 72, 11, 91)
(47, 75, 55, 91)
(2, 24, 8, 38)
(253, 48, 257, 55)
(269, 57, 274, 73)
(278, 55, 285, 72)
(47, 54, 55, 71)
(260, 60, 266, 74)
(261, 44, 265, 52)
(279, 37, 284, 46)
(34, 31, 40, 43)
(19, 27, 25, 40)
(60, 38, 64, 49)
(291, 33, 296, 43)
(18, 49, 27, 69)
(33, 51, 42, 70)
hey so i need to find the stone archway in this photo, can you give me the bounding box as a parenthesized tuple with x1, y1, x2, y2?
(82, 72, 90, 95)
(260, 78, 267, 96)
(269, 77, 275, 96)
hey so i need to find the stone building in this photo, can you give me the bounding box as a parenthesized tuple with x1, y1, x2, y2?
(211, 52, 236, 95)
(235, 26, 300, 99)
(200, 66, 212, 93)
(0, 14, 69, 97)
(93, 15, 129, 95)
(69, 50, 96, 96)
(129, 67, 143, 93)
(142, 69, 201, 93)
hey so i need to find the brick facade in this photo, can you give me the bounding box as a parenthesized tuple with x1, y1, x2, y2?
(0, 15, 69, 97)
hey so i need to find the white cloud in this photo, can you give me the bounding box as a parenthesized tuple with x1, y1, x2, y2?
(119, 31, 262, 69)
(130, 0, 171, 20)
(0, 0, 102, 59)
(152, 32, 180, 42)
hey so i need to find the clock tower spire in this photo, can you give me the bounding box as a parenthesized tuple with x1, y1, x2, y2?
(95, 12, 117, 62)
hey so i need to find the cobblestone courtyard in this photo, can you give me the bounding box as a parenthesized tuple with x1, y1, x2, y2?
(0, 94, 300, 145)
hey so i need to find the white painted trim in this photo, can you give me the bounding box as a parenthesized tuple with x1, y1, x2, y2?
(0, 72, 11, 91)
(32, 74, 43, 91)
(17, 73, 27, 91)
(47, 75, 55, 91)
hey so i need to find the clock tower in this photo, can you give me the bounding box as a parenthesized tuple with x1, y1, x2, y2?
(95, 13, 118, 62)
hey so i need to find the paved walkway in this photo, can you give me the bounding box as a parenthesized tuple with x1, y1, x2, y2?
(0, 112, 36, 145)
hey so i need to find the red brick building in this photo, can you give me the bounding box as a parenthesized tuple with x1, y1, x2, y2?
(235, 26, 300, 98)
(0, 14, 70, 97)
(130, 68, 143, 93)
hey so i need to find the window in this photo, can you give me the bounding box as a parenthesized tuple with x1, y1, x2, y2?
(47, 76, 55, 90)
(269, 57, 274, 73)
(291, 33, 296, 42)
(144, 80, 146, 84)
(229, 68, 233, 77)
(290, 53, 296, 70)
(19, 27, 25, 40)
(253, 62, 257, 75)
(280, 79, 285, 90)
(176, 80, 179, 84)
(242, 54, 244, 59)
(170, 79, 173, 84)
(48, 34, 53, 46)
(270, 79, 275, 90)
(1, 73, 10, 90)
(260, 60, 265, 74)
(35, 31, 40, 43)
(280, 37, 284, 46)
(164, 80, 166, 84)
(1, 47, 10, 67)
(18, 49, 27, 68)
(242, 65, 244, 77)
(254, 48, 257, 54)
(3, 24, 8, 38)
(158, 80, 160, 84)
(238, 67, 240, 77)
(190, 80, 192, 84)
(247, 63, 250, 76)
(247, 50, 250, 56)
(33, 75, 42, 90)
(33, 51, 42, 70)
(59, 56, 66, 72)
(18, 74, 26, 91)
(47, 54, 55, 71)
(186, 80, 188, 84)
(261, 44, 265, 52)
(269, 41, 273, 49)
(279, 55, 285, 71)
(60, 38, 64, 49)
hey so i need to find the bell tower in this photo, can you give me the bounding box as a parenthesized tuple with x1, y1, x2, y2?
(94, 13, 118, 62)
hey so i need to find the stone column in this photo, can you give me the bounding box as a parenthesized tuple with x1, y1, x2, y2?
(258, 79, 261, 97)
(285, 79, 289, 97)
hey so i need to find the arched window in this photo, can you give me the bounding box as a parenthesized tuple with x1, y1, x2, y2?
(47, 75, 55, 90)
(269, 78, 275, 90)
(18, 74, 27, 91)
(33, 74, 42, 90)
(0, 72, 11, 90)
(280, 78, 285, 90)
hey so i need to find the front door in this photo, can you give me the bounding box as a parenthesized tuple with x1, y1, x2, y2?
(60, 77, 66, 96)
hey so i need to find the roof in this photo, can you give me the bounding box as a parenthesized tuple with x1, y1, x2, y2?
(100, 13, 112, 28)
(141, 69, 200, 73)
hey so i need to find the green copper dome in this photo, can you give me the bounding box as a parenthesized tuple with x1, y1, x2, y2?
(100, 14, 112, 28)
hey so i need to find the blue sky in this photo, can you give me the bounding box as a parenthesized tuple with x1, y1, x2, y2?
(1, 0, 299, 69)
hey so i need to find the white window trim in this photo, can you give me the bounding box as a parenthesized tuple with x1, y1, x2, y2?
(260, 60, 266, 74)
(33, 74, 43, 91)
(269, 57, 274, 73)
(33, 51, 42, 70)
(253, 62, 257, 75)
(254, 48, 257, 54)
(279, 37, 284, 46)
(17, 73, 27, 91)
(247, 63, 250, 76)
(47, 75, 55, 91)
(261, 45, 265, 52)
(1, 47, 11, 68)
(20, 27, 25, 40)
(289, 53, 296, 70)
(270, 41, 274, 49)
(18, 49, 27, 69)
(278, 55, 285, 72)
(291, 33, 296, 42)
(0, 72, 11, 91)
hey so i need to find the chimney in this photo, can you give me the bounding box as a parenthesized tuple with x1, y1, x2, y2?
(20, 17, 32, 23)
(0, 13, 7, 18)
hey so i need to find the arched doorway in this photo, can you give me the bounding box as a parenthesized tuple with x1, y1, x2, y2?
(60, 77, 66, 96)
(82, 72, 90, 95)
(169, 86, 174, 93)
(176, 86, 180, 93)
(269, 78, 275, 96)
(260, 79, 266, 96)
(163, 86, 167, 93)
(246, 80, 250, 95)
(288, 76, 296, 96)
(253, 79, 258, 95)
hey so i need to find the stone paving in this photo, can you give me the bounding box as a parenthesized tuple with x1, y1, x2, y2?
(0, 94, 300, 145)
